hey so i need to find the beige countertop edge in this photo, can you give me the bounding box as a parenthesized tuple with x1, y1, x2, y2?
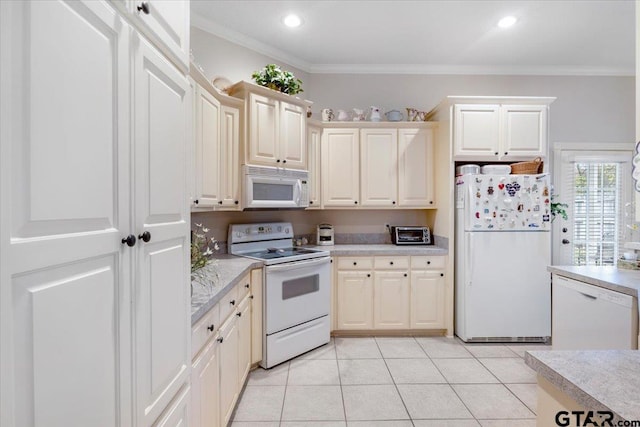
(191, 245, 448, 325)
(525, 350, 640, 422)
(548, 265, 640, 298)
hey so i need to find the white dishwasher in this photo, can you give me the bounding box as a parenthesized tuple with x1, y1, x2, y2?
(552, 275, 638, 350)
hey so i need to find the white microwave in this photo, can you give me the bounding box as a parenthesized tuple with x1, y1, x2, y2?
(243, 165, 309, 209)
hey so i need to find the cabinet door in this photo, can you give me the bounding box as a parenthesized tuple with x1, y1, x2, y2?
(128, 0, 190, 72)
(279, 101, 307, 169)
(374, 271, 410, 329)
(238, 294, 252, 387)
(360, 129, 398, 207)
(398, 128, 435, 207)
(195, 85, 220, 208)
(322, 129, 360, 207)
(501, 105, 548, 159)
(219, 105, 241, 209)
(152, 385, 190, 427)
(251, 269, 264, 365)
(1, 2, 131, 426)
(410, 271, 446, 329)
(248, 93, 279, 166)
(336, 271, 374, 329)
(307, 125, 322, 208)
(187, 77, 198, 208)
(133, 33, 191, 427)
(190, 341, 219, 427)
(219, 315, 240, 427)
(453, 104, 500, 158)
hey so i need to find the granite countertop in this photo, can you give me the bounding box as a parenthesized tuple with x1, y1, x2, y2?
(306, 244, 448, 256)
(548, 265, 640, 297)
(525, 350, 640, 422)
(190, 244, 448, 325)
(191, 255, 263, 324)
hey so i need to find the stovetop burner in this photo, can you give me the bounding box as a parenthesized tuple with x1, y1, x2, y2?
(243, 247, 320, 260)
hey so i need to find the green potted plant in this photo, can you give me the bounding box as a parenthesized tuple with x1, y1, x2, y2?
(251, 64, 303, 95)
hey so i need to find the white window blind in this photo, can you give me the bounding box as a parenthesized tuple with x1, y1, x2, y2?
(560, 151, 631, 266)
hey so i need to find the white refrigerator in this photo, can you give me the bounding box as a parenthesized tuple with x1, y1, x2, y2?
(455, 173, 551, 342)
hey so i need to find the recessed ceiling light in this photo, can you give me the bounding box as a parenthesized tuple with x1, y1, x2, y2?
(497, 16, 518, 28)
(283, 14, 302, 28)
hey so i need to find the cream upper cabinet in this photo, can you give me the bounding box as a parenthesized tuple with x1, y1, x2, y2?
(280, 101, 307, 168)
(336, 270, 374, 329)
(194, 85, 221, 208)
(219, 105, 241, 209)
(229, 81, 311, 170)
(133, 32, 191, 427)
(360, 129, 398, 207)
(453, 104, 501, 158)
(307, 124, 322, 208)
(322, 128, 360, 207)
(410, 270, 446, 329)
(248, 92, 279, 165)
(501, 105, 548, 157)
(451, 99, 553, 161)
(118, 0, 190, 72)
(373, 271, 410, 329)
(398, 128, 435, 207)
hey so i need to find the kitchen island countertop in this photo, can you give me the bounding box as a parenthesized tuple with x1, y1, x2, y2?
(525, 349, 640, 423)
(548, 265, 640, 297)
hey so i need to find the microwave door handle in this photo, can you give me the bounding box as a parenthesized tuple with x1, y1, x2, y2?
(295, 180, 302, 205)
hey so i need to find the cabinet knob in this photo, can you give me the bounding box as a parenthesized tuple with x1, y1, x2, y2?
(276, 159, 281, 163)
(250, 295, 254, 299)
(194, 199, 199, 205)
(138, 231, 151, 243)
(230, 299, 236, 306)
(562, 239, 570, 244)
(236, 312, 242, 317)
(494, 152, 499, 156)
(354, 201, 358, 205)
(404, 273, 408, 277)
(245, 283, 250, 288)
(429, 201, 433, 205)
(392, 201, 396, 205)
(207, 324, 215, 332)
(504, 151, 508, 156)
(219, 201, 223, 205)
(390, 261, 394, 265)
(440, 273, 444, 277)
(562, 227, 568, 233)
(217, 337, 223, 343)
(366, 273, 371, 277)
(353, 262, 357, 266)
(283, 160, 287, 164)
(310, 201, 314, 205)
(137, 1, 150, 14)
(121, 234, 136, 247)
(234, 200, 239, 205)
(427, 261, 431, 265)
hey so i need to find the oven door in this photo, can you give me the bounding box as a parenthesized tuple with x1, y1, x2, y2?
(264, 257, 330, 334)
(245, 174, 302, 208)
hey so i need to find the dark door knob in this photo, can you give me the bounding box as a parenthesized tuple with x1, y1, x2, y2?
(390, 261, 394, 265)
(392, 201, 396, 205)
(440, 273, 444, 277)
(219, 201, 223, 205)
(504, 152, 508, 155)
(194, 199, 199, 205)
(121, 235, 136, 247)
(276, 159, 281, 163)
(354, 201, 358, 205)
(138, 231, 151, 243)
(562, 228, 568, 233)
(230, 300, 236, 306)
(137, 1, 150, 14)
(217, 337, 223, 343)
(562, 239, 570, 244)
(310, 201, 314, 205)
(245, 283, 250, 288)
(207, 324, 215, 332)
(282, 160, 287, 164)
(234, 200, 239, 205)
(353, 262, 357, 266)
(494, 152, 499, 156)
(427, 261, 431, 265)
(367, 273, 371, 277)
(236, 312, 242, 317)
(404, 273, 408, 277)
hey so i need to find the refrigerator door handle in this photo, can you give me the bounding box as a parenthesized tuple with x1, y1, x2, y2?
(466, 233, 474, 286)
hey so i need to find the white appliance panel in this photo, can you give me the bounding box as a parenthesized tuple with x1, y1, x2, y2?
(263, 315, 330, 368)
(552, 276, 637, 350)
(459, 231, 551, 340)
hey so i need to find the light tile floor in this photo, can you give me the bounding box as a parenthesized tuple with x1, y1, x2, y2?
(231, 337, 550, 427)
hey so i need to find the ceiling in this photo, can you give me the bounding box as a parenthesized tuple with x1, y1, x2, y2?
(190, 0, 635, 76)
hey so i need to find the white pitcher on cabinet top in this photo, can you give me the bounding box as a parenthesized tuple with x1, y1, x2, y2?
(369, 106, 382, 122)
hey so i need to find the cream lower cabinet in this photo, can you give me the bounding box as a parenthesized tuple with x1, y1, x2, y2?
(335, 256, 446, 331)
(238, 294, 252, 386)
(219, 310, 240, 427)
(191, 340, 219, 427)
(251, 269, 263, 365)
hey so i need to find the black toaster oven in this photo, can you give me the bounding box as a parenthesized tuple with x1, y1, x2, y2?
(390, 226, 432, 245)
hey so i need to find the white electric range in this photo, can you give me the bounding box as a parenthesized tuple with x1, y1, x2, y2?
(228, 222, 331, 368)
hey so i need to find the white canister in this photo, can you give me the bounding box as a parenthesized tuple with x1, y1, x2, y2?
(317, 224, 334, 246)
(455, 164, 480, 176)
(481, 165, 512, 175)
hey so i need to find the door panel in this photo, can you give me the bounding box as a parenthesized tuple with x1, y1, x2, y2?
(322, 129, 360, 207)
(195, 86, 220, 207)
(279, 101, 306, 169)
(502, 105, 546, 156)
(410, 271, 446, 328)
(133, 33, 190, 427)
(453, 104, 500, 158)
(398, 128, 434, 207)
(336, 271, 373, 329)
(219, 105, 240, 208)
(373, 271, 409, 329)
(249, 93, 279, 165)
(360, 129, 397, 207)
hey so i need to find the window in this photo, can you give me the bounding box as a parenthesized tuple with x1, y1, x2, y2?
(555, 148, 632, 266)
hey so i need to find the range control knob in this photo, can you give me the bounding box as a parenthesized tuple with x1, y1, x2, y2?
(285, 228, 290, 234)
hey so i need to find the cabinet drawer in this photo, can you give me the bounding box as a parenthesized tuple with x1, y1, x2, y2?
(411, 256, 446, 270)
(337, 257, 374, 270)
(237, 273, 251, 301)
(374, 256, 410, 270)
(220, 283, 239, 322)
(191, 303, 220, 359)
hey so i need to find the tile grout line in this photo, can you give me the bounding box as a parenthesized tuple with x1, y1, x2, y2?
(278, 361, 291, 426)
(375, 336, 415, 425)
(333, 338, 349, 425)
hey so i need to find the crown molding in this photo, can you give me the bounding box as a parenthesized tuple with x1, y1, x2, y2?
(191, 15, 634, 77)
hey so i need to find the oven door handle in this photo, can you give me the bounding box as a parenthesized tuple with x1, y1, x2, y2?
(266, 257, 330, 272)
